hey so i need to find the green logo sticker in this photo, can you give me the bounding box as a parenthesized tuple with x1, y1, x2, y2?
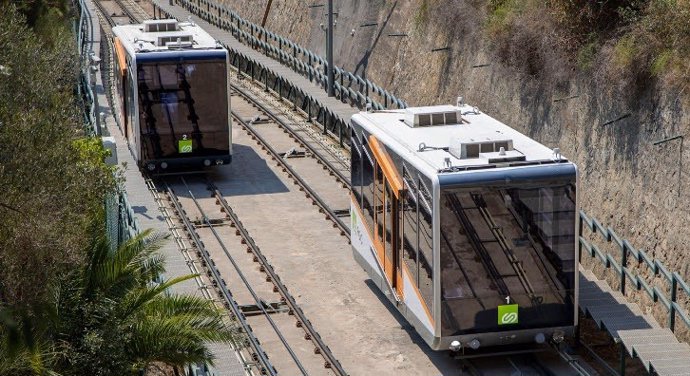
(498, 304, 519, 325)
(178, 139, 192, 153)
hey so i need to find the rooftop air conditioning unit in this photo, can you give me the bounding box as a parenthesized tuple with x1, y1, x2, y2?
(403, 105, 462, 128)
(448, 138, 521, 160)
(144, 19, 179, 33)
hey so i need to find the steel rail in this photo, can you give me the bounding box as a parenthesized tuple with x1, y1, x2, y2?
(230, 82, 351, 187)
(163, 180, 277, 376)
(210, 183, 349, 376)
(232, 111, 350, 238)
(119, 0, 150, 23)
(92, 0, 117, 29)
(113, 0, 143, 23)
(179, 177, 309, 376)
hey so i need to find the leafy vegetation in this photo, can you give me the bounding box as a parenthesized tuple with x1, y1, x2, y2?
(413, 0, 430, 32)
(0, 3, 114, 308)
(484, 0, 690, 86)
(1, 231, 237, 375)
(0, 3, 236, 375)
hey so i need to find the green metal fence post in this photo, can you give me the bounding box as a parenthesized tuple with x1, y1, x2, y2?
(620, 243, 628, 295)
(619, 341, 626, 376)
(669, 277, 678, 332)
(578, 213, 583, 262)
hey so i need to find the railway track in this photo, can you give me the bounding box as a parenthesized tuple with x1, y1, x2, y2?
(229, 91, 351, 238)
(231, 80, 351, 186)
(113, 0, 149, 23)
(159, 176, 347, 376)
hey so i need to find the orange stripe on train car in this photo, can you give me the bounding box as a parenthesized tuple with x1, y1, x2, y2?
(368, 136, 404, 195)
(114, 37, 127, 77)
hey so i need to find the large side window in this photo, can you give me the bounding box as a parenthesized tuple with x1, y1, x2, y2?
(127, 71, 136, 144)
(361, 138, 375, 233)
(418, 176, 434, 308)
(402, 166, 419, 287)
(351, 129, 363, 207)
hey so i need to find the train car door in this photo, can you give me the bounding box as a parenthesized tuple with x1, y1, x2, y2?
(114, 38, 130, 140)
(369, 136, 404, 298)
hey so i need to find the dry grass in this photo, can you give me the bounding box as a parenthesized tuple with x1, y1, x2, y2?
(483, 0, 690, 90)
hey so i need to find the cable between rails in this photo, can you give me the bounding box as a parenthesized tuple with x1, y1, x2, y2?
(162, 178, 278, 376)
(210, 182, 349, 376)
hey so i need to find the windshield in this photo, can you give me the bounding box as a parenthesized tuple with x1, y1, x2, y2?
(137, 58, 228, 159)
(440, 178, 576, 336)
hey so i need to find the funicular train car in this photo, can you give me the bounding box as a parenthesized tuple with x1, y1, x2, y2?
(112, 19, 231, 171)
(350, 101, 578, 352)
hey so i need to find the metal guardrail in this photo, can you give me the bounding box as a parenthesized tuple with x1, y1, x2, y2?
(579, 210, 690, 333)
(172, 0, 407, 111)
(74, 0, 99, 136)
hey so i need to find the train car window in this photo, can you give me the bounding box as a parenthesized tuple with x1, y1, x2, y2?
(351, 132, 363, 207)
(401, 166, 419, 288)
(374, 163, 385, 245)
(384, 184, 394, 276)
(439, 177, 576, 336)
(137, 58, 229, 159)
(417, 177, 434, 308)
(361, 144, 375, 233)
(127, 73, 136, 144)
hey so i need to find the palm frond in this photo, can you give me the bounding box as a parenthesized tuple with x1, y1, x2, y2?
(117, 274, 197, 320)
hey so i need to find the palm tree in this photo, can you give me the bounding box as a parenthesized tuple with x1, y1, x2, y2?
(1, 230, 237, 376)
(0, 303, 60, 376)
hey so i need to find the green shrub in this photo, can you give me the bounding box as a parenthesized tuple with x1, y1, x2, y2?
(486, 0, 522, 37)
(650, 49, 673, 77)
(413, 0, 429, 31)
(613, 34, 637, 69)
(577, 34, 599, 70)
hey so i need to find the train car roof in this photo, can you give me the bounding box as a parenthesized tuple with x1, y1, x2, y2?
(113, 19, 222, 55)
(352, 103, 569, 177)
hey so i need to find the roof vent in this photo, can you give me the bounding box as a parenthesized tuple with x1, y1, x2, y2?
(144, 19, 179, 32)
(404, 105, 462, 128)
(157, 34, 193, 48)
(479, 149, 526, 163)
(448, 138, 516, 159)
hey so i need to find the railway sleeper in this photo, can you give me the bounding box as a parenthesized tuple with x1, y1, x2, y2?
(239, 301, 287, 316)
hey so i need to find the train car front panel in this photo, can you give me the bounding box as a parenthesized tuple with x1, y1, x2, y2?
(434, 164, 578, 350)
(135, 50, 230, 169)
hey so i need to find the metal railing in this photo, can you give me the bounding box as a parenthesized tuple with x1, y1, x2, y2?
(579, 210, 690, 333)
(172, 0, 407, 111)
(74, 0, 100, 136)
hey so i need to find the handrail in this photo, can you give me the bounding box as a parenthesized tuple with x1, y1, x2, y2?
(74, 0, 99, 136)
(579, 210, 690, 333)
(172, 0, 407, 111)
